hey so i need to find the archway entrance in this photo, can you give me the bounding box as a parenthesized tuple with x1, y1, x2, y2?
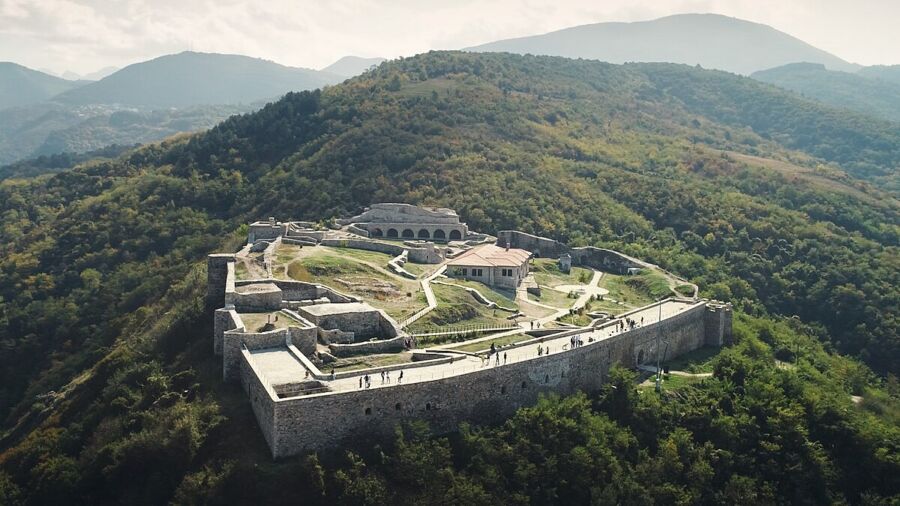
(448, 230, 462, 241)
(433, 229, 446, 241)
(387, 229, 399, 238)
(372, 228, 383, 237)
(402, 229, 414, 238)
(418, 229, 430, 239)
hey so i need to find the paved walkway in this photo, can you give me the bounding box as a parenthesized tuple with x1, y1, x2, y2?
(399, 264, 447, 327)
(275, 299, 699, 396)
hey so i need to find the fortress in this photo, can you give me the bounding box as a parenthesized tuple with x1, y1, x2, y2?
(208, 204, 732, 458)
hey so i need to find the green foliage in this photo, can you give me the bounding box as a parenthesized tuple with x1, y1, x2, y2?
(0, 51, 897, 504)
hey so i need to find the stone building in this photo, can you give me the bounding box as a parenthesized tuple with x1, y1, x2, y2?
(446, 244, 531, 289)
(340, 203, 469, 242)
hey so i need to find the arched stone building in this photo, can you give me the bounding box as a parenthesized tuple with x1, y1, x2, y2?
(339, 203, 469, 242)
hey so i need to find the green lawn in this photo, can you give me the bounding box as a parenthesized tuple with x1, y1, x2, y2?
(409, 284, 516, 333)
(528, 287, 576, 309)
(442, 279, 518, 309)
(531, 258, 592, 287)
(597, 271, 670, 308)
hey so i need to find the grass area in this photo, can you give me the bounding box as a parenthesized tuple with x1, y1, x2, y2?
(557, 312, 593, 327)
(663, 346, 720, 373)
(516, 299, 558, 319)
(443, 279, 518, 309)
(402, 262, 432, 277)
(674, 284, 695, 297)
(444, 333, 537, 353)
(330, 352, 415, 372)
(234, 261, 249, 280)
(598, 270, 670, 308)
(531, 258, 592, 287)
(529, 287, 576, 309)
(281, 247, 423, 318)
(408, 284, 516, 333)
(238, 311, 303, 332)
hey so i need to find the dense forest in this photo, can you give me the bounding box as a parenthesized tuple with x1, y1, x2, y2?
(0, 51, 897, 504)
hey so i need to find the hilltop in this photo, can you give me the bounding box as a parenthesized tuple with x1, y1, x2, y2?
(466, 13, 858, 75)
(322, 55, 386, 77)
(53, 51, 342, 108)
(0, 52, 896, 504)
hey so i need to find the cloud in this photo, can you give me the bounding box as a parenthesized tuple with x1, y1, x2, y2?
(0, 0, 897, 75)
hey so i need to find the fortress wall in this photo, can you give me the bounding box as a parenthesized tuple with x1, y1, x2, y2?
(248, 222, 286, 243)
(328, 335, 406, 357)
(319, 238, 443, 264)
(230, 285, 283, 312)
(571, 247, 648, 274)
(498, 231, 568, 258)
(223, 328, 290, 382)
(289, 326, 318, 356)
(213, 308, 242, 356)
(297, 307, 387, 341)
(207, 254, 235, 308)
(266, 301, 716, 458)
(240, 349, 278, 453)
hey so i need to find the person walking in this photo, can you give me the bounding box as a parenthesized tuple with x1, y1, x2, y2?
(398, 370, 404, 384)
(495, 352, 500, 366)
(331, 367, 336, 381)
(386, 371, 391, 383)
(359, 376, 363, 389)
(503, 352, 507, 364)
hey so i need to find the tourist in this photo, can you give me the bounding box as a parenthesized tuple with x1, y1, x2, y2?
(538, 345, 542, 356)
(381, 371, 385, 384)
(641, 316, 644, 326)
(386, 371, 391, 383)
(364, 374, 370, 388)
(490, 343, 497, 355)
(504, 352, 507, 364)
(570, 336, 575, 348)
(359, 377, 362, 389)
(398, 371, 404, 384)
(331, 367, 336, 381)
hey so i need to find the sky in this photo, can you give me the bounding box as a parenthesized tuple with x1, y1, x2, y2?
(1, 0, 898, 77)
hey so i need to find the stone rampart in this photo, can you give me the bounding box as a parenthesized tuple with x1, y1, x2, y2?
(328, 335, 406, 357)
(319, 238, 442, 264)
(213, 308, 242, 356)
(498, 230, 567, 258)
(259, 300, 724, 458)
(207, 254, 235, 308)
(571, 247, 650, 274)
(240, 348, 277, 451)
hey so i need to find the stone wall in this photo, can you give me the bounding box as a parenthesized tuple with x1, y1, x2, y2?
(296, 306, 400, 341)
(328, 335, 406, 357)
(498, 231, 567, 258)
(207, 254, 235, 308)
(230, 283, 283, 311)
(213, 308, 242, 356)
(224, 328, 291, 381)
(260, 300, 726, 458)
(234, 279, 357, 304)
(240, 348, 277, 452)
(319, 238, 442, 264)
(571, 247, 649, 274)
(248, 221, 287, 242)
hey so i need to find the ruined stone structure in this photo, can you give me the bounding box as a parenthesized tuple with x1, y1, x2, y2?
(209, 212, 733, 459)
(340, 203, 469, 242)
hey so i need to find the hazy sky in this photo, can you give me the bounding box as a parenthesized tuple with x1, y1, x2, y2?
(1, 0, 898, 76)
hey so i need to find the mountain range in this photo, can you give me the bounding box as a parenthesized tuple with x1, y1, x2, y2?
(466, 13, 858, 75)
(0, 62, 86, 109)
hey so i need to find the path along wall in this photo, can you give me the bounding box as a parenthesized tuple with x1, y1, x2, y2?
(251, 300, 726, 458)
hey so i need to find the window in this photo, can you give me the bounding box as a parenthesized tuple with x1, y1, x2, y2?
(502, 268, 513, 277)
(395, 403, 402, 411)
(461, 268, 467, 275)
(365, 407, 372, 415)
(472, 268, 483, 277)
(425, 403, 432, 411)
(501, 385, 507, 394)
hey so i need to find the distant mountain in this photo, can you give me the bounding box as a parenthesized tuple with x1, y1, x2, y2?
(466, 13, 858, 75)
(322, 56, 386, 77)
(81, 65, 119, 81)
(752, 62, 900, 122)
(0, 62, 86, 109)
(858, 65, 900, 85)
(0, 101, 254, 165)
(53, 51, 343, 108)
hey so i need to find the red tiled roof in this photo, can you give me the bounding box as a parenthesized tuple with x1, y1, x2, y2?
(446, 244, 531, 268)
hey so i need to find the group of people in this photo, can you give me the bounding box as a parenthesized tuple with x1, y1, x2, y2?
(359, 370, 404, 389)
(482, 343, 507, 366)
(615, 316, 644, 332)
(403, 336, 418, 349)
(537, 344, 550, 356)
(570, 334, 585, 349)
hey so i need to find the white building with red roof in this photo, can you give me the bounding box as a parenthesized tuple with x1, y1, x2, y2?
(446, 244, 532, 289)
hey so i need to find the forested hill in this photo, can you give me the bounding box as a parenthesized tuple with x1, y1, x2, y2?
(0, 52, 897, 504)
